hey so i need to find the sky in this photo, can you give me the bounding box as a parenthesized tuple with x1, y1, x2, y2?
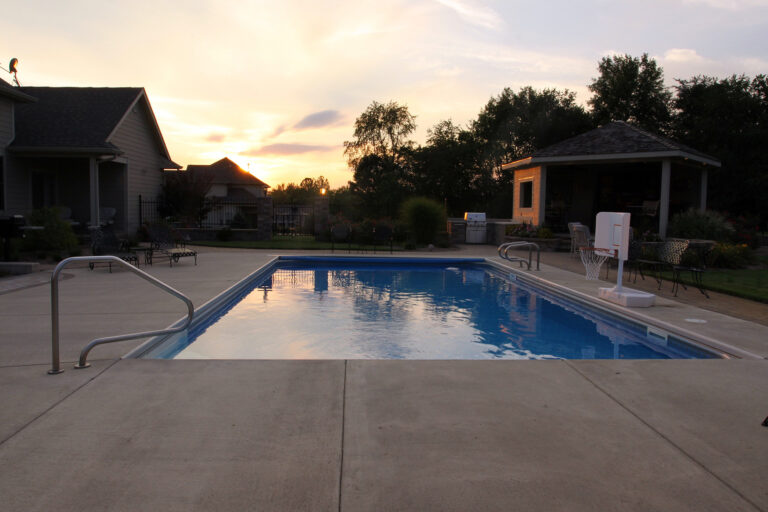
(1, 0, 767, 188)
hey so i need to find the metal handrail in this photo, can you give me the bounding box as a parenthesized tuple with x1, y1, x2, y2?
(498, 241, 540, 271)
(49, 256, 194, 374)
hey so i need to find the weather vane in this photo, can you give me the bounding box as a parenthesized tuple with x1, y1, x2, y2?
(0, 58, 21, 86)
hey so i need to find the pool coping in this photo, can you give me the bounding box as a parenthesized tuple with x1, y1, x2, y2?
(124, 255, 762, 361)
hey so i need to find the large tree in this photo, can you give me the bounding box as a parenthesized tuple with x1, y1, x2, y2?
(345, 101, 416, 217)
(672, 74, 768, 225)
(473, 86, 594, 167)
(588, 53, 672, 133)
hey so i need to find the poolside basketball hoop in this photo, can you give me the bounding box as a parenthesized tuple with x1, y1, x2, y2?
(579, 247, 611, 280)
(593, 212, 655, 307)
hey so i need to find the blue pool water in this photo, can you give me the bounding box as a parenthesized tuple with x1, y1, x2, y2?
(143, 257, 718, 360)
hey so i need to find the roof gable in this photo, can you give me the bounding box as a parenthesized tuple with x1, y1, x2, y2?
(12, 87, 142, 151)
(187, 158, 270, 188)
(503, 121, 720, 169)
(0, 77, 36, 103)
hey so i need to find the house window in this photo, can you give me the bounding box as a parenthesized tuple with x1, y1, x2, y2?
(519, 180, 533, 209)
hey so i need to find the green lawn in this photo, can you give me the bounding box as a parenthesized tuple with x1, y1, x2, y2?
(660, 265, 768, 303)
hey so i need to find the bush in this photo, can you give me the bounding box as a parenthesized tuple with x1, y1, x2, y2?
(22, 208, 79, 257)
(667, 209, 734, 242)
(217, 227, 234, 242)
(708, 243, 755, 269)
(536, 227, 554, 239)
(399, 197, 447, 246)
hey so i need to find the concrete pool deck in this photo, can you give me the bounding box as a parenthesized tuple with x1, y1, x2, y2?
(0, 246, 766, 511)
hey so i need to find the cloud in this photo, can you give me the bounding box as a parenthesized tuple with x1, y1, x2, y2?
(435, 0, 503, 30)
(662, 48, 707, 64)
(293, 110, 344, 130)
(681, 0, 768, 9)
(244, 143, 339, 156)
(205, 133, 226, 143)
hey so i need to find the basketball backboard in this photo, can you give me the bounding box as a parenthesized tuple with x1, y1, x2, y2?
(594, 212, 630, 261)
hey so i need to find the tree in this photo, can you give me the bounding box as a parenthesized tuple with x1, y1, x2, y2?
(345, 101, 416, 217)
(672, 74, 768, 225)
(471, 86, 594, 216)
(270, 176, 330, 204)
(588, 53, 672, 132)
(160, 170, 212, 227)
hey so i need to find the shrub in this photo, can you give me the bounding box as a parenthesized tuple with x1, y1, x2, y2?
(22, 208, 79, 257)
(399, 197, 447, 245)
(708, 242, 755, 269)
(667, 209, 734, 242)
(217, 227, 234, 242)
(505, 222, 535, 237)
(536, 227, 554, 239)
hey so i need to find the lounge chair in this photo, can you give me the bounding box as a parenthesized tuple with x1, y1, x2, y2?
(90, 227, 139, 272)
(146, 224, 197, 267)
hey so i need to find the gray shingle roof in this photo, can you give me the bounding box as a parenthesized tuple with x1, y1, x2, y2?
(531, 121, 718, 162)
(187, 158, 270, 188)
(0, 77, 36, 102)
(12, 87, 142, 151)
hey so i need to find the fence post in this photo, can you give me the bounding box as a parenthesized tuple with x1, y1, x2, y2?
(138, 194, 143, 226)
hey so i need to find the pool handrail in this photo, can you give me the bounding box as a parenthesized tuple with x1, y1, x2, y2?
(498, 241, 540, 271)
(49, 255, 194, 374)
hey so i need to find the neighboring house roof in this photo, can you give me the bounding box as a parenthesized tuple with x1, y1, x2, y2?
(0, 77, 36, 103)
(9, 86, 180, 167)
(502, 121, 721, 170)
(187, 157, 270, 188)
(224, 187, 260, 201)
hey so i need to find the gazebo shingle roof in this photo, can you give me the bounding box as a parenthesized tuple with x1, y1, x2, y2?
(503, 121, 720, 169)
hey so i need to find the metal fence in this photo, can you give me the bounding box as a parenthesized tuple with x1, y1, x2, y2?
(273, 204, 314, 236)
(139, 196, 314, 234)
(139, 196, 261, 229)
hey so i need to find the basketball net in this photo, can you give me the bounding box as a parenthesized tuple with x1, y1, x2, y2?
(579, 247, 611, 280)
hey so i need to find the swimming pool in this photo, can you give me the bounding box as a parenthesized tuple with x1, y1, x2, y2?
(136, 257, 720, 360)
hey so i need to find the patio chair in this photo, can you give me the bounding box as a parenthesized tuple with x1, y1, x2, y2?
(330, 224, 351, 253)
(146, 224, 198, 267)
(656, 239, 691, 296)
(90, 226, 139, 272)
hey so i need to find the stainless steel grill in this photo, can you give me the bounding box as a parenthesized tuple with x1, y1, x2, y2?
(463, 212, 487, 244)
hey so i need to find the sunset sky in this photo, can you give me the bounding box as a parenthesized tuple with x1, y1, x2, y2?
(2, 0, 766, 188)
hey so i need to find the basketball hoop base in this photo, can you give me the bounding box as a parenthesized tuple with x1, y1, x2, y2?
(599, 287, 655, 308)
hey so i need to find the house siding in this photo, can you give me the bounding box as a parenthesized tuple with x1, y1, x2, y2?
(0, 98, 13, 212)
(109, 97, 169, 232)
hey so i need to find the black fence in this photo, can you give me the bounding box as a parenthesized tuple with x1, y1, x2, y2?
(273, 204, 314, 236)
(139, 196, 314, 235)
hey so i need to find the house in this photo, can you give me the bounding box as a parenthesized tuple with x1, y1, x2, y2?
(0, 78, 179, 233)
(167, 157, 270, 228)
(185, 157, 269, 200)
(501, 121, 720, 237)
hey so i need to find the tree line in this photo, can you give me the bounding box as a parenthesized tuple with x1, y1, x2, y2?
(276, 53, 768, 228)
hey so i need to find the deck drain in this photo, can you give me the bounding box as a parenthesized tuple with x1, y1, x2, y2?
(684, 318, 707, 324)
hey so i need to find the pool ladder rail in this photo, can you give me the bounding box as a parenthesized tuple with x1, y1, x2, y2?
(497, 241, 541, 271)
(49, 255, 194, 374)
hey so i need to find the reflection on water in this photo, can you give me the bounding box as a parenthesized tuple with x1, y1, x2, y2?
(164, 263, 704, 360)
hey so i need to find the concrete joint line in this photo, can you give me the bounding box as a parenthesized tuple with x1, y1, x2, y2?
(338, 359, 348, 512)
(563, 361, 764, 512)
(0, 359, 120, 448)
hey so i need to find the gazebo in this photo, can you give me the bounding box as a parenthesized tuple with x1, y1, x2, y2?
(501, 121, 720, 237)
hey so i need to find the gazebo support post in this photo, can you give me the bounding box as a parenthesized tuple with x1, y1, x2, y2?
(700, 168, 708, 212)
(659, 159, 671, 238)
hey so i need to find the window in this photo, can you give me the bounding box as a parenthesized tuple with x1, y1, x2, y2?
(519, 180, 533, 209)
